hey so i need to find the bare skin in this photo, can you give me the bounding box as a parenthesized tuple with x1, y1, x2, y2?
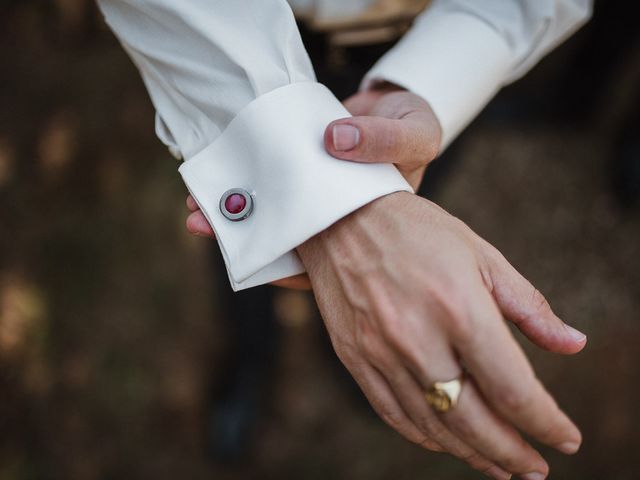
(185, 87, 587, 479)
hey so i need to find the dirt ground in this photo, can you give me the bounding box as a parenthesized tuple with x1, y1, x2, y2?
(1, 3, 639, 480)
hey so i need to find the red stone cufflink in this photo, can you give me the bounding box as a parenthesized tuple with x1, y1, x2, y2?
(220, 188, 253, 221)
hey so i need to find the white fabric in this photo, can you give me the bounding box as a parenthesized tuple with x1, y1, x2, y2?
(97, 0, 411, 291)
(179, 83, 410, 290)
(97, 0, 591, 290)
(365, 0, 593, 148)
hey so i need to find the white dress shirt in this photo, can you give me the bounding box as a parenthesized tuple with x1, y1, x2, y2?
(97, 0, 592, 291)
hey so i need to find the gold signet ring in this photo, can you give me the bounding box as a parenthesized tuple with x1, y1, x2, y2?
(425, 375, 464, 413)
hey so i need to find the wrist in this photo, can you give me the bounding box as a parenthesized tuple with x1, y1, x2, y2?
(297, 191, 414, 276)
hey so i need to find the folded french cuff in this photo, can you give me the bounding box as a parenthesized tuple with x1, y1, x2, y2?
(179, 82, 412, 291)
(363, 10, 514, 150)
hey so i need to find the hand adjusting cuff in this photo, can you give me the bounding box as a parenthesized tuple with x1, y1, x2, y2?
(179, 82, 412, 291)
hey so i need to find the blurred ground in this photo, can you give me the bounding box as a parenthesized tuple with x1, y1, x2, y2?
(1, 2, 639, 480)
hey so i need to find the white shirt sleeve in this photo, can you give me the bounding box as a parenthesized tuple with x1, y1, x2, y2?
(96, 0, 411, 291)
(364, 0, 593, 149)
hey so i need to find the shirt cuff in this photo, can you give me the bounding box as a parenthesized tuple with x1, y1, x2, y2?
(363, 9, 513, 150)
(179, 82, 412, 291)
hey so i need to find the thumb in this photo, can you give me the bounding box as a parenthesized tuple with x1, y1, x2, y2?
(324, 114, 439, 169)
(482, 246, 587, 355)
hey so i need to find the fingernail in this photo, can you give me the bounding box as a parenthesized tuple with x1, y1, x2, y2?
(557, 440, 580, 454)
(521, 473, 546, 480)
(332, 124, 360, 151)
(564, 324, 586, 343)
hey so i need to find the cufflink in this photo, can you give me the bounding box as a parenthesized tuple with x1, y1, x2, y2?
(220, 188, 253, 221)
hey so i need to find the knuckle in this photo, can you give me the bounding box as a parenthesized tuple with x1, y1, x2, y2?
(377, 406, 405, 431)
(417, 416, 448, 440)
(503, 390, 530, 413)
(366, 297, 414, 357)
(425, 284, 473, 338)
(530, 287, 552, 316)
(355, 327, 376, 357)
(355, 329, 390, 370)
(477, 257, 495, 293)
(421, 133, 440, 163)
(427, 138, 440, 160)
(447, 313, 474, 345)
(417, 436, 443, 452)
(377, 312, 427, 372)
(379, 315, 412, 355)
(460, 451, 489, 471)
(502, 380, 536, 414)
(333, 342, 360, 368)
(437, 292, 475, 344)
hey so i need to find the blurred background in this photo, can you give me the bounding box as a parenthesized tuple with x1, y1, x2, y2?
(0, 1, 639, 479)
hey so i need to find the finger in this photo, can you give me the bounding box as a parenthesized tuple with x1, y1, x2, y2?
(482, 245, 587, 354)
(362, 338, 512, 479)
(186, 211, 215, 238)
(375, 316, 546, 478)
(186, 194, 199, 212)
(311, 264, 442, 452)
(324, 113, 439, 169)
(345, 359, 445, 454)
(443, 379, 551, 480)
(455, 284, 583, 455)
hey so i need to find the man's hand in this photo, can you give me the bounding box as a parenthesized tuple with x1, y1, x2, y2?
(185, 86, 586, 478)
(297, 191, 586, 480)
(324, 83, 442, 190)
(184, 84, 440, 288)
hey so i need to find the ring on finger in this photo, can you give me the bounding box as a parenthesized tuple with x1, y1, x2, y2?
(425, 374, 465, 413)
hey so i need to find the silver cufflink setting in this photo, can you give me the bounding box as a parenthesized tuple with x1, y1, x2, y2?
(220, 188, 253, 221)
